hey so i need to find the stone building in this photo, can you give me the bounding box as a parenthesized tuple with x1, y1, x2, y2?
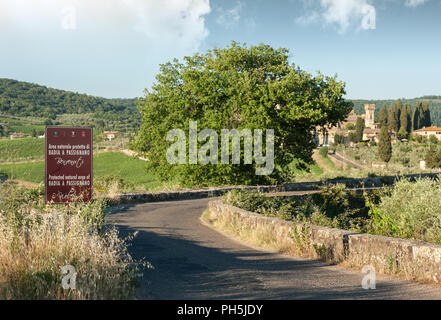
(315, 104, 379, 145)
(413, 126, 441, 141)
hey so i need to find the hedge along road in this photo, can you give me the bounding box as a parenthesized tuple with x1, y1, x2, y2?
(107, 197, 441, 300)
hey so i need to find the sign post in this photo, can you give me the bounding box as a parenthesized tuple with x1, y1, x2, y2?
(45, 127, 93, 204)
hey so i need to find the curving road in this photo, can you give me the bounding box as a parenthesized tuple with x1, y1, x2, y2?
(107, 198, 441, 300)
(328, 152, 363, 169)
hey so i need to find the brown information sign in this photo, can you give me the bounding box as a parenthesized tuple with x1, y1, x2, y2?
(45, 127, 93, 204)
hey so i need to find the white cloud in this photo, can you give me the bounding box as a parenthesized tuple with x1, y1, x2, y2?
(296, 0, 376, 33)
(320, 0, 376, 32)
(296, 0, 434, 33)
(216, 1, 243, 28)
(0, 0, 211, 53)
(405, 0, 429, 7)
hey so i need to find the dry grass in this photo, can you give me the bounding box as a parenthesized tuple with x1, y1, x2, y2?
(202, 208, 298, 256)
(0, 183, 145, 300)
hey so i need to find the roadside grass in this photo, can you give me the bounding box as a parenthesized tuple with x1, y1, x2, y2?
(0, 183, 145, 299)
(201, 209, 294, 255)
(320, 154, 339, 171)
(0, 152, 163, 191)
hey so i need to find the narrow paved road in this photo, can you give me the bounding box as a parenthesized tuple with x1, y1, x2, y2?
(328, 152, 363, 169)
(107, 198, 441, 300)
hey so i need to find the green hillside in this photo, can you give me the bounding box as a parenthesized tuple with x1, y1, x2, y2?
(0, 78, 141, 131)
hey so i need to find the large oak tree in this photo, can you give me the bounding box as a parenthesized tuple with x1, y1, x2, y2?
(134, 42, 352, 187)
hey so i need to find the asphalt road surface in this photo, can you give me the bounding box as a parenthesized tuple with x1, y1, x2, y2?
(107, 198, 441, 300)
(328, 152, 363, 169)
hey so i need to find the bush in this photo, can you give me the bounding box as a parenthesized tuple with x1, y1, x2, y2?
(366, 178, 441, 244)
(425, 146, 441, 169)
(224, 186, 370, 232)
(429, 135, 439, 145)
(333, 134, 345, 145)
(319, 147, 329, 158)
(312, 184, 350, 219)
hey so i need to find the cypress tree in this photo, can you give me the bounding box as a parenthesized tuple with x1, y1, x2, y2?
(388, 103, 400, 132)
(399, 105, 409, 136)
(413, 104, 421, 131)
(355, 117, 365, 142)
(378, 123, 392, 163)
(406, 104, 412, 132)
(377, 105, 388, 128)
(422, 102, 431, 127)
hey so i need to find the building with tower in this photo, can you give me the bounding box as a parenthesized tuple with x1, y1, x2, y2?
(315, 104, 381, 145)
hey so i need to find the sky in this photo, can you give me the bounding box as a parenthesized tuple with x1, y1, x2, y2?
(0, 0, 440, 100)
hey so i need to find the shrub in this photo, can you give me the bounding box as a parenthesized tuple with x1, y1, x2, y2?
(312, 184, 349, 219)
(424, 146, 441, 169)
(366, 178, 441, 244)
(319, 147, 329, 158)
(224, 186, 370, 232)
(429, 135, 439, 145)
(333, 134, 345, 145)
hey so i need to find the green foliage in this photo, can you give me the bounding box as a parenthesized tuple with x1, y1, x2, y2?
(397, 127, 408, 140)
(388, 103, 400, 132)
(348, 132, 356, 143)
(319, 147, 329, 158)
(313, 184, 349, 219)
(351, 98, 439, 127)
(345, 123, 355, 130)
(0, 152, 162, 191)
(425, 146, 441, 169)
(134, 42, 352, 187)
(0, 138, 45, 162)
(0, 124, 7, 137)
(429, 135, 439, 145)
(0, 78, 140, 131)
(224, 185, 370, 232)
(377, 105, 388, 127)
(366, 178, 441, 244)
(412, 102, 432, 131)
(333, 134, 345, 145)
(355, 117, 365, 142)
(399, 104, 411, 134)
(378, 124, 392, 163)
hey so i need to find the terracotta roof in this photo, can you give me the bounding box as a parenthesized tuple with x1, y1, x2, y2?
(414, 126, 441, 132)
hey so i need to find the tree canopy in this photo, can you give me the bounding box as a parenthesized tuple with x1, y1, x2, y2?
(134, 42, 352, 187)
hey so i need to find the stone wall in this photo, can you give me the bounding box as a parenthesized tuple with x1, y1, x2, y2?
(109, 173, 440, 205)
(207, 199, 441, 284)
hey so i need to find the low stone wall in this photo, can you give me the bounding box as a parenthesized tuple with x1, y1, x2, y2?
(207, 199, 441, 284)
(110, 172, 440, 205)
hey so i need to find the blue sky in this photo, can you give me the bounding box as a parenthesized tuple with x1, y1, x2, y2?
(0, 0, 440, 100)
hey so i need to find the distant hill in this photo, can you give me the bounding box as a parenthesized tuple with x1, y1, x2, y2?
(0, 78, 141, 130)
(350, 97, 441, 127)
(1, 78, 440, 130)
